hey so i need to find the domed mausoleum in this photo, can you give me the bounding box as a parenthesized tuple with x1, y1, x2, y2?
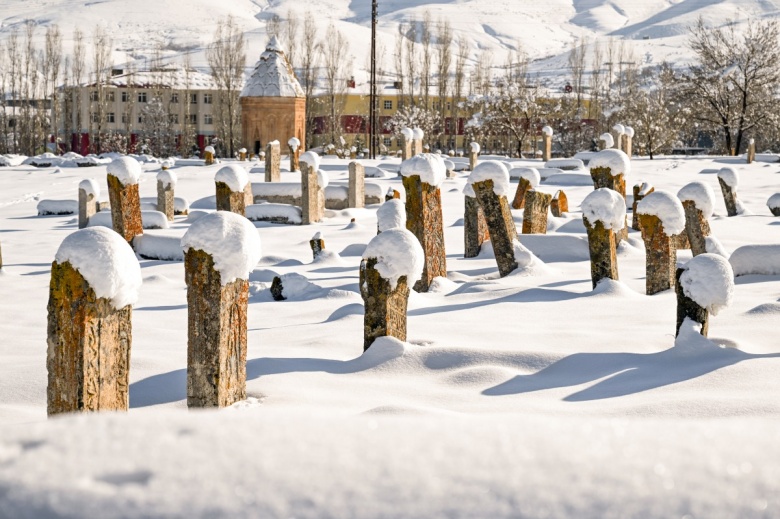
(240, 37, 306, 155)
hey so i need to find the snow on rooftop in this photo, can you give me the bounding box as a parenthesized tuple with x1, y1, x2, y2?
(636, 190, 686, 235)
(400, 153, 446, 187)
(181, 211, 262, 285)
(677, 181, 715, 218)
(215, 164, 249, 192)
(581, 188, 626, 230)
(106, 156, 141, 186)
(54, 227, 142, 309)
(679, 253, 734, 315)
(241, 39, 304, 98)
(589, 149, 630, 175)
(106, 67, 219, 91)
(468, 161, 511, 197)
(362, 228, 424, 289)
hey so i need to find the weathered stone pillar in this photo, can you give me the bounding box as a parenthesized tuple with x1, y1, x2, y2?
(401, 128, 413, 160)
(401, 154, 447, 292)
(288, 137, 301, 172)
(204, 145, 215, 166)
(265, 140, 281, 182)
(78, 178, 100, 229)
(522, 190, 552, 234)
(747, 138, 756, 164)
(182, 211, 261, 408)
(360, 228, 422, 350)
(238, 148, 247, 161)
(106, 157, 143, 245)
(464, 194, 490, 258)
(469, 142, 480, 171)
(310, 232, 325, 260)
(412, 127, 424, 156)
(471, 176, 519, 277)
(632, 182, 654, 231)
(613, 124, 625, 153)
(717, 167, 740, 217)
(589, 149, 630, 242)
(624, 127, 634, 157)
(156, 170, 176, 222)
(551, 190, 568, 217)
(541, 126, 553, 162)
(215, 164, 249, 216)
(511, 177, 533, 210)
(300, 160, 322, 225)
(637, 214, 676, 295)
(348, 161, 365, 209)
(675, 267, 708, 337)
(584, 217, 618, 288)
(47, 227, 141, 415)
(599, 133, 614, 150)
(678, 198, 711, 257)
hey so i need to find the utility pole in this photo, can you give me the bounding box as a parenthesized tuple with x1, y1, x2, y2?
(369, 0, 378, 159)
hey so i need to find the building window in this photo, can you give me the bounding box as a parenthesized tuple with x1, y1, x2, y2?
(105, 91, 115, 102)
(383, 100, 392, 110)
(138, 92, 147, 103)
(446, 102, 451, 111)
(89, 91, 99, 102)
(121, 113, 129, 124)
(138, 115, 144, 124)
(383, 138, 391, 147)
(169, 113, 179, 124)
(188, 113, 197, 124)
(90, 112, 99, 123)
(121, 91, 130, 102)
(203, 93, 213, 104)
(190, 93, 197, 104)
(171, 93, 179, 103)
(107, 112, 115, 123)
(204, 114, 213, 125)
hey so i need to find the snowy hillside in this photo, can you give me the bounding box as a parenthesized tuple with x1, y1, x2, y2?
(1, 0, 780, 86)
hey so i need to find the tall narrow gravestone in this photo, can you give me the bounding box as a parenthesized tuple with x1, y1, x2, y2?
(717, 167, 741, 217)
(613, 124, 626, 154)
(462, 183, 490, 258)
(78, 178, 100, 229)
(360, 228, 423, 350)
(181, 211, 262, 408)
(47, 227, 142, 415)
(400, 153, 447, 292)
(288, 137, 301, 172)
(541, 126, 553, 162)
(469, 142, 480, 171)
(599, 133, 614, 151)
(204, 145, 216, 166)
(400, 128, 414, 161)
(631, 182, 654, 231)
(412, 127, 424, 156)
(468, 161, 539, 277)
(511, 168, 540, 210)
(581, 188, 624, 288)
(675, 254, 734, 337)
(636, 190, 686, 295)
(157, 170, 177, 221)
(677, 182, 716, 257)
(106, 156, 143, 245)
(522, 190, 552, 235)
(550, 190, 568, 217)
(215, 164, 249, 216)
(265, 140, 281, 182)
(747, 138, 756, 164)
(589, 148, 630, 242)
(300, 151, 324, 225)
(348, 161, 365, 209)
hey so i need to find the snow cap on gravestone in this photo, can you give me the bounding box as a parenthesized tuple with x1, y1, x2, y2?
(467, 160, 511, 197)
(470, 142, 481, 153)
(589, 148, 630, 175)
(677, 181, 715, 219)
(107, 157, 142, 186)
(542, 126, 553, 137)
(400, 153, 446, 187)
(215, 164, 249, 192)
(79, 178, 100, 198)
(624, 126, 635, 138)
(599, 133, 615, 148)
(157, 169, 177, 189)
(636, 190, 686, 235)
(581, 188, 626, 231)
(299, 151, 320, 170)
(412, 127, 424, 140)
(362, 228, 424, 289)
(613, 124, 625, 135)
(401, 127, 414, 140)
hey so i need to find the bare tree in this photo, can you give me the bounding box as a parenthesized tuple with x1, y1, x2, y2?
(568, 37, 587, 112)
(91, 26, 112, 154)
(44, 24, 62, 153)
(71, 28, 86, 153)
(420, 11, 433, 108)
(282, 10, 300, 69)
(589, 40, 603, 126)
(6, 28, 19, 153)
(207, 15, 246, 157)
(683, 17, 780, 155)
(405, 19, 418, 106)
(435, 19, 452, 148)
(394, 24, 406, 108)
(320, 23, 351, 147)
(266, 14, 282, 41)
(452, 36, 469, 152)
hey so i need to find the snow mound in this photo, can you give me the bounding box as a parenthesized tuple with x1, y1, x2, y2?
(766, 193, 780, 211)
(509, 167, 540, 187)
(288, 137, 300, 151)
(717, 167, 739, 189)
(299, 151, 321, 170)
(401, 127, 413, 140)
(581, 188, 626, 230)
(272, 272, 322, 300)
(37, 200, 77, 215)
(317, 169, 330, 189)
(157, 169, 177, 189)
(106, 156, 141, 186)
(141, 211, 169, 230)
(377, 199, 406, 232)
(246, 203, 302, 225)
(181, 212, 262, 285)
(589, 149, 630, 175)
(400, 153, 446, 187)
(677, 181, 715, 218)
(412, 127, 424, 140)
(467, 161, 511, 197)
(705, 236, 729, 258)
(613, 124, 625, 135)
(599, 133, 614, 148)
(362, 228, 424, 289)
(470, 142, 480, 153)
(204, 145, 215, 154)
(54, 226, 141, 309)
(78, 178, 100, 198)
(134, 234, 184, 261)
(636, 190, 686, 235)
(679, 254, 734, 315)
(624, 126, 635, 138)
(214, 164, 248, 192)
(674, 318, 719, 352)
(541, 126, 553, 137)
(729, 244, 780, 276)
(512, 239, 544, 270)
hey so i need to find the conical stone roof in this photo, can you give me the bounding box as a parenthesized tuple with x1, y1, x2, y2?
(241, 36, 304, 98)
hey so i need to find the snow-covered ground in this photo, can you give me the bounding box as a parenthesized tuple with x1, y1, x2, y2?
(1, 152, 780, 516)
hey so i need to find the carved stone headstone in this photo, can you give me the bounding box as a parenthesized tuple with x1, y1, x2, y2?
(238, 148, 247, 161)
(348, 161, 365, 209)
(632, 182, 654, 231)
(747, 139, 756, 164)
(215, 165, 249, 216)
(301, 161, 322, 225)
(511, 177, 533, 210)
(637, 214, 676, 295)
(78, 179, 100, 229)
(718, 177, 739, 217)
(204, 146, 215, 166)
(386, 188, 401, 201)
(360, 258, 409, 350)
(106, 158, 143, 245)
(310, 233, 325, 260)
(541, 126, 553, 162)
(584, 217, 618, 288)
(464, 195, 490, 258)
(590, 157, 628, 242)
(401, 129, 413, 161)
(681, 200, 711, 257)
(550, 190, 568, 217)
(469, 142, 480, 171)
(402, 171, 446, 292)
(522, 190, 552, 235)
(156, 171, 176, 222)
(472, 179, 518, 277)
(675, 267, 709, 337)
(265, 141, 281, 182)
